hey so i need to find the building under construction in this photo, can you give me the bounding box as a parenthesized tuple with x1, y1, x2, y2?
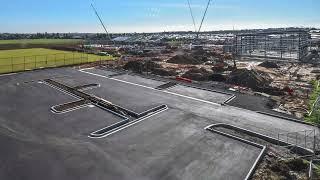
(234, 30, 309, 61)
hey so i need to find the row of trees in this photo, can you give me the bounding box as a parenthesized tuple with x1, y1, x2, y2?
(0, 33, 78, 40)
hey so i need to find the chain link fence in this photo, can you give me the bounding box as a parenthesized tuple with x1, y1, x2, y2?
(0, 53, 109, 74)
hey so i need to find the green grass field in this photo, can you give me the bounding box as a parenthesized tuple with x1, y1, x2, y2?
(0, 39, 83, 45)
(0, 48, 113, 74)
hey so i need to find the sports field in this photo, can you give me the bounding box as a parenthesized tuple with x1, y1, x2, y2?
(0, 48, 113, 74)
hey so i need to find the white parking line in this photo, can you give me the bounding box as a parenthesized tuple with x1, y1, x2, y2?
(79, 69, 221, 106)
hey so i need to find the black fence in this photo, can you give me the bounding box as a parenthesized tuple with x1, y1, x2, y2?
(0, 53, 111, 74)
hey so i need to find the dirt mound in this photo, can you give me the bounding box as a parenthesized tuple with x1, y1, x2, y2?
(167, 55, 202, 65)
(151, 57, 162, 62)
(227, 69, 284, 95)
(182, 68, 211, 81)
(123, 61, 144, 73)
(144, 61, 162, 70)
(123, 60, 161, 73)
(152, 68, 177, 76)
(210, 74, 226, 82)
(227, 69, 271, 90)
(253, 149, 309, 180)
(258, 61, 279, 68)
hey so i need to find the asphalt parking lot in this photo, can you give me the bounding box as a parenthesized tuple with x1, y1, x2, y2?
(0, 67, 318, 180)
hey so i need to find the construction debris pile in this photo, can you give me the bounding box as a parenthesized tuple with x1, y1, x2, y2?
(182, 68, 211, 81)
(258, 61, 279, 68)
(253, 149, 310, 180)
(167, 55, 202, 65)
(123, 60, 177, 76)
(116, 41, 319, 120)
(226, 69, 283, 95)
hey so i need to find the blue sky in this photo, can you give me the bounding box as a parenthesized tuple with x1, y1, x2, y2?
(0, 0, 319, 33)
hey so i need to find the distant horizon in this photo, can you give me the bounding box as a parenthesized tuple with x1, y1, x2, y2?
(1, 0, 320, 33)
(1, 26, 319, 35)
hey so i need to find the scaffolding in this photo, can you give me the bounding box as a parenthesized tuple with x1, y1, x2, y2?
(234, 30, 309, 61)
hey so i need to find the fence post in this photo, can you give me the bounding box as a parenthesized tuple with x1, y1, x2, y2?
(64, 54, 66, 65)
(23, 56, 26, 70)
(11, 57, 13, 72)
(46, 55, 48, 66)
(313, 130, 316, 152)
(54, 54, 57, 67)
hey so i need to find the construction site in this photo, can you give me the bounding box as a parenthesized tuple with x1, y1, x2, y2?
(1, 0, 320, 180)
(115, 30, 320, 120)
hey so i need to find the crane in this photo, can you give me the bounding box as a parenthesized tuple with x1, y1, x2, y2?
(197, 0, 212, 39)
(90, 1, 115, 45)
(187, 0, 197, 33)
(187, 0, 213, 48)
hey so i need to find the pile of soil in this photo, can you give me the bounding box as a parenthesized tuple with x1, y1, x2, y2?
(253, 149, 309, 180)
(123, 61, 144, 73)
(182, 68, 211, 81)
(227, 69, 272, 91)
(167, 55, 202, 65)
(151, 57, 162, 62)
(210, 74, 226, 82)
(123, 60, 161, 73)
(191, 48, 207, 56)
(258, 61, 279, 68)
(144, 60, 162, 70)
(152, 68, 177, 76)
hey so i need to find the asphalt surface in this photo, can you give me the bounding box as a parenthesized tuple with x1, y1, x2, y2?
(167, 85, 231, 104)
(121, 68, 300, 120)
(0, 67, 318, 180)
(112, 74, 165, 88)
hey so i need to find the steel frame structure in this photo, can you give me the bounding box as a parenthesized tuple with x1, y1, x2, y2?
(234, 30, 309, 61)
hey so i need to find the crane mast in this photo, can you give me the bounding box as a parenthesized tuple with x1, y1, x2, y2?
(90, 2, 114, 45)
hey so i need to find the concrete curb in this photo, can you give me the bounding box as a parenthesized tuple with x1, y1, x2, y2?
(205, 124, 267, 180)
(89, 104, 168, 138)
(223, 95, 237, 104)
(207, 123, 314, 156)
(206, 123, 315, 179)
(224, 103, 317, 127)
(90, 105, 169, 138)
(256, 111, 316, 127)
(89, 104, 130, 138)
(91, 67, 318, 127)
(101, 67, 234, 96)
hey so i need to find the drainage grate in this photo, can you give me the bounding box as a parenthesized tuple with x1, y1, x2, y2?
(73, 84, 100, 91)
(156, 82, 177, 90)
(108, 72, 127, 78)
